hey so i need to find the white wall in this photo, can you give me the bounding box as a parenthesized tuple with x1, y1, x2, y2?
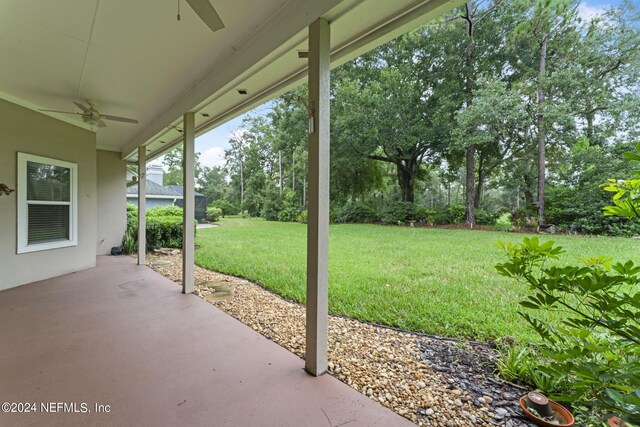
(97, 150, 126, 255)
(0, 99, 97, 291)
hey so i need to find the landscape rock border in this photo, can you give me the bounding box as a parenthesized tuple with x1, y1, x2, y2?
(146, 251, 534, 426)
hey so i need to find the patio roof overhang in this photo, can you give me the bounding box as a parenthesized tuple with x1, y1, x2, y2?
(2, 0, 462, 379)
(0, 0, 462, 161)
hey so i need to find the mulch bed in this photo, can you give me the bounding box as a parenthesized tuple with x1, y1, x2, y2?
(145, 250, 536, 427)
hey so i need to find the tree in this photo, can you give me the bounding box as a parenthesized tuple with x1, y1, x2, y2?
(455, 78, 531, 208)
(462, 1, 476, 225)
(224, 117, 278, 215)
(161, 146, 205, 187)
(331, 22, 470, 202)
(200, 165, 228, 203)
(511, 0, 576, 224)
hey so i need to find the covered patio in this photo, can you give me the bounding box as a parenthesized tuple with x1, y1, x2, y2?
(0, 256, 410, 426)
(0, 1, 462, 425)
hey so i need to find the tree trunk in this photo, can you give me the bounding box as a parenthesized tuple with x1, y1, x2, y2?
(465, 145, 476, 225)
(278, 150, 283, 196)
(475, 168, 485, 209)
(524, 189, 533, 212)
(292, 152, 296, 192)
(240, 158, 244, 208)
(302, 175, 307, 209)
(537, 32, 547, 225)
(585, 100, 594, 143)
(396, 163, 415, 202)
(463, 1, 476, 226)
(474, 152, 484, 209)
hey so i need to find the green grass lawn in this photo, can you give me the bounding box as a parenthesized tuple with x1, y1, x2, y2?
(195, 217, 638, 343)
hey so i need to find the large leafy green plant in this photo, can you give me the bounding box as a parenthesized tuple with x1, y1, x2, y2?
(496, 237, 640, 422)
(601, 142, 640, 220)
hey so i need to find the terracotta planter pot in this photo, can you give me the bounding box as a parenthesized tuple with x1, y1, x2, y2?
(519, 395, 575, 427)
(607, 416, 625, 427)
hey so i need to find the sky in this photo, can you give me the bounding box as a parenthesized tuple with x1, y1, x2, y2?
(160, 0, 634, 170)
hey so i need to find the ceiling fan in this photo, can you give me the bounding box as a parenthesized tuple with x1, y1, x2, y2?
(39, 101, 139, 128)
(180, 0, 225, 33)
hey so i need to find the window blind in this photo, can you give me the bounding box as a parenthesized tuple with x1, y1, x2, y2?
(27, 204, 70, 244)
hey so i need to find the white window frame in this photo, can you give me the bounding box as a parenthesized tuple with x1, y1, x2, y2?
(17, 153, 78, 254)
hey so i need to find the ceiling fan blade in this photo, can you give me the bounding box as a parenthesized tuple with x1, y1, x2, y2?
(73, 101, 92, 114)
(39, 109, 82, 115)
(101, 115, 138, 124)
(186, 0, 225, 32)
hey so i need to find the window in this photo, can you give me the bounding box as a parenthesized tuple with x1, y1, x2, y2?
(17, 153, 78, 254)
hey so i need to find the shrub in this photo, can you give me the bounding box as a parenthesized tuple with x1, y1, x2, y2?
(297, 210, 308, 224)
(433, 204, 466, 225)
(495, 213, 513, 231)
(475, 209, 499, 226)
(277, 207, 300, 222)
(206, 207, 222, 222)
(414, 206, 435, 224)
(510, 209, 529, 231)
(127, 203, 138, 222)
(210, 199, 237, 216)
(122, 206, 195, 253)
(146, 216, 185, 249)
(496, 237, 640, 423)
(329, 207, 338, 223)
(147, 205, 183, 217)
(261, 197, 282, 221)
(381, 201, 415, 225)
(335, 201, 379, 223)
(122, 222, 137, 254)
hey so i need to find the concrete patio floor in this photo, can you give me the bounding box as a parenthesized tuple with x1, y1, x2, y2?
(0, 256, 412, 427)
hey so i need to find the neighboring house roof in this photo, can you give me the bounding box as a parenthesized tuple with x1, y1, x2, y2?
(166, 185, 205, 197)
(126, 181, 182, 198)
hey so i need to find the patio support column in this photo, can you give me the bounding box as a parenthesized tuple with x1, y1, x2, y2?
(182, 112, 195, 294)
(137, 146, 146, 265)
(305, 17, 330, 377)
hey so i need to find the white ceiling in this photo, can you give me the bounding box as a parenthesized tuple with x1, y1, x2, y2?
(0, 0, 461, 160)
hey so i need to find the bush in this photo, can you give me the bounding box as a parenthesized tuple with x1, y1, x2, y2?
(329, 207, 338, 223)
(146, 216, 185, 249)
(278, 207, 300, 222)
(261, 197, 282, 221)
(335, 201, 379, 223)
(496, 237, 640, 424)
(147, 205, 183, 217)
(126, 203, 138, 223)
(414, 206, 435, 224)
(206, 207, 222, 222)
(475, 209, 499, 226)
(122, 221, 137, 254)
(210, 199, 237, 216)
(433, 204, 466, 225)
(297, 210, 308, 224)
(546, 185, 640, 236)
(495, 213, 513, 231)
(381, 201, 416, 225)
(122, 205, 195, 253)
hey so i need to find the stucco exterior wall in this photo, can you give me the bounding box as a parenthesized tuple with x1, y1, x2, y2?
(0, 99, 97, 291)
(97, 150, 126, 255)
